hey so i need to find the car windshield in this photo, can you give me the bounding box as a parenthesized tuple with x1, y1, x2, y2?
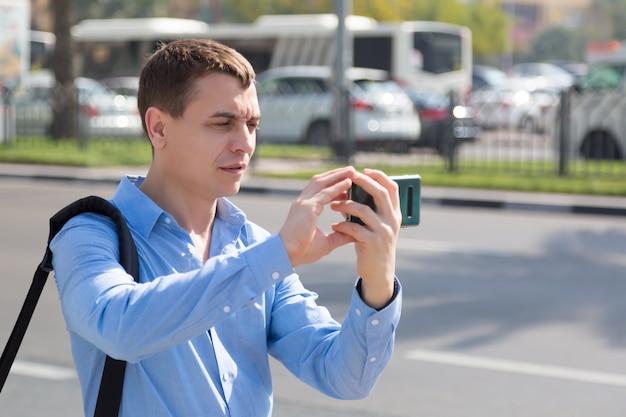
(481, 68, 508, 85)
(76, 78, 116, 98)
(410, 89, 449, 108)
(353, 79, 402, 93)
(257, 77, 327, 95)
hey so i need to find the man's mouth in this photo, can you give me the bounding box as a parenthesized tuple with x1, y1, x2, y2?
(221, 163, 247, 173)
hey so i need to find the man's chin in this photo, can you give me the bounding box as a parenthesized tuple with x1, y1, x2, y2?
(222, 183, 242, 198)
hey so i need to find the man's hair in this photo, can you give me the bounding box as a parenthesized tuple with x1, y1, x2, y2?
(137, 38, 256, 135)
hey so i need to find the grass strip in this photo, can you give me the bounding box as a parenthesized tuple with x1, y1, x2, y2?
(1, 138, 625, 196)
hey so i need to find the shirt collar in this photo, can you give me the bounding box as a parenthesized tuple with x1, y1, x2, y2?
(111, 175, 248, 239)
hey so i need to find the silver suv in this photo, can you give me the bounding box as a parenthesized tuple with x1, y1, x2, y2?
(255, 66, 421, 152)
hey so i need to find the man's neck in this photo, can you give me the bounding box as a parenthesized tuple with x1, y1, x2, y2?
(140, 170, 218, 261)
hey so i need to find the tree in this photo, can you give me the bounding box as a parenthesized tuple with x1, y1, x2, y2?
(49, 0, 77, 139)
(464, 2, 509, 61)
(220, 0, 332, 23)
(530, 27, 586, 62)
(73, 0, 168, 22)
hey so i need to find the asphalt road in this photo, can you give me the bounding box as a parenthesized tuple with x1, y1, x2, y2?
(1, 178, 626, 416)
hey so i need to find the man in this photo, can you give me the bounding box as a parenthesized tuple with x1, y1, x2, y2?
(51, 39, 402, 416)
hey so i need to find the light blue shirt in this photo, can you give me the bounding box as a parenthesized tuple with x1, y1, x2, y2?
(51, 175, 402, 417)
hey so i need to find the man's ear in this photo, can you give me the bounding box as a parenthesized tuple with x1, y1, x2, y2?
(145, 107, 167, 149)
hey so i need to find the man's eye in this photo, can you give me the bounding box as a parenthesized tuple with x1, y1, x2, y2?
(209, 120, 232, 129)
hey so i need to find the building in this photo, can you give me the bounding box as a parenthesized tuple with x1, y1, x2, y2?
(485, 0, 591, 49)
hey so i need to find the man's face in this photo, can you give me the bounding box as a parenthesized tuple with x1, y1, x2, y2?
(158, 72, 260, 202)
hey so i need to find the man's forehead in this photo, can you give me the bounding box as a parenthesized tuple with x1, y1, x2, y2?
(189, 75, 259, 116)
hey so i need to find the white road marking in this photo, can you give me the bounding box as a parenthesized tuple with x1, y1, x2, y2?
(406, 349, 626, 388)
(397, 238, 626, 266)
(396, 238, 536, 258)
(10, 360, 76, 380)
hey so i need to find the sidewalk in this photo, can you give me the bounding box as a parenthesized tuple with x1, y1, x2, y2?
(1, 160, 626, 216)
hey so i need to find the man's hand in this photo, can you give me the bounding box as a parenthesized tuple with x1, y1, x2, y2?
(278, 166, 358, 267)
(330, 169, 402, 309)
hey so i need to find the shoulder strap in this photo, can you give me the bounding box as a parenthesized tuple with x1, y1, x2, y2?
(0, 195, 139, 417)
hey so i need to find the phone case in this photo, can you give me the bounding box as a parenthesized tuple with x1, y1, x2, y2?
(348, 174, 421, 227)
(392, 174, 421, 226)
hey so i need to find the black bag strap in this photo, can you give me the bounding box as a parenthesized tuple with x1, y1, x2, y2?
(0, 195, 139, 417)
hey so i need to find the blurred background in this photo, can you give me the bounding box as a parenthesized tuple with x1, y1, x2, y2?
(3, 2, 626, 417)
(2, 0, 626, 183)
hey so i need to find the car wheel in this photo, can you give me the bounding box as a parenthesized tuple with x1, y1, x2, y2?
(391, 141, 411, 154)
(580, 131, 623, 160)
(520, 116, 536, 134)
(436, 140, 450, 156)
(305, 120, 331, 147)
(331, 141, 351, 158)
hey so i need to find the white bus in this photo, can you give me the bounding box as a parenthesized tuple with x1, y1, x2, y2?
(69, 14, 472, 99)
(28, 30, 56, 71)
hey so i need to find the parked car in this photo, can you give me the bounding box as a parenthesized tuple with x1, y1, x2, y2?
(510, 62, 575, 90)
(567, 59, 626, 159)
(100, 76, 140, 98)
(14, 71, 143, 138)
(255, 66, 421, 152)
(404, 87, 479, 154)
(472, 65, 508, 91)
(547, 60, 589, 81)
(469, 82, 560, 134)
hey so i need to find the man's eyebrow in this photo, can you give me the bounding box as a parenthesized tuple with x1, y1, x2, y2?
(209, 111, 238, 119)
(210, 111, 260, 120)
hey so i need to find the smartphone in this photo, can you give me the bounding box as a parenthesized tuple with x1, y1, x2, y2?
(347, 174, 421, 227)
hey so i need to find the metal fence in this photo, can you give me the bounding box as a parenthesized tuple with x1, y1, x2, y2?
(2, 85, 626, 181)
(423, 87, 626, 179)
(0, 77, 144, 145)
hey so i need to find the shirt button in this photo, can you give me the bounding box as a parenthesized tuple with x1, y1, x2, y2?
(222, 372, 234, 382)
(369, 356, 377, 362)
(223, 306, 231, 313)
(164, 217, 171, 224)
(371, 319, 380, 326)
(355, 308, 362, 316)
(271, 272, 280, 280)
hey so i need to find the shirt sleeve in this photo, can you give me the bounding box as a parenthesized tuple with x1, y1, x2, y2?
(267, 274, 402, 400)
(50, 213, 294, 363)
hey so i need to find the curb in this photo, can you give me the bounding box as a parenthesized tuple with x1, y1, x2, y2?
(239, 187, 626, 217)
(239, 174, 626, 217)
(1, 163, 626, 217)
(421, 196, 626, 217)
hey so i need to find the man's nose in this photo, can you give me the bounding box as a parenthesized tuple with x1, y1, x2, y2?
(230, 123, 256, 153)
